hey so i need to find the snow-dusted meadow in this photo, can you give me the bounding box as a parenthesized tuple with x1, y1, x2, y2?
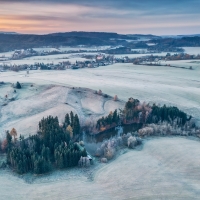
(1, 61, 200, 128)
(1, 137, 200, 199)
(1, 59, 200, 199)
(114, 52, 173, 58)
(1, 45, 199, 68)
(0, 85, 124, 139)
(183, 47, 200, 55)
(1, 58, 200, 137)
(0, 53, 91, 65)
(0, 51, 15, 59)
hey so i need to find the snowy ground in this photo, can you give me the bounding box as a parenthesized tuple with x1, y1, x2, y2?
(0, 84, 124, 139)
(183, 47, 200, 55)
(1, 137, 200, 199)
(0, 51, 15, 59)
(113, 52, 174, 58)
(0, 53, 91, 65)
(0, 50, 184, 65)
(1, 60, 200, 138)
(1, 61, 199, 123)
(1, 60, 200, 199)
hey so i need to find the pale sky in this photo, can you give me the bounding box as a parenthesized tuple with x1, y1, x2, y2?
(0, 0, 200, 35)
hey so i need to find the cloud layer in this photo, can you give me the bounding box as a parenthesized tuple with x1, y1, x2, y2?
(0, 0, 199, 34)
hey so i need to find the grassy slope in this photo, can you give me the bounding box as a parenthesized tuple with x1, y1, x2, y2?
(1, 137, 200, 199)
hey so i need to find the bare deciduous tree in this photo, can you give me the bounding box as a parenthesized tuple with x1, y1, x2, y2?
(66, 125, 73, 138)
(98, 89, 102, 95)
(113, 95, 118, 101)
(10, 128, 17, 141)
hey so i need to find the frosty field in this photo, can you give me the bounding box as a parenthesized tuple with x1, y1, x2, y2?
(183, 47, 200, 55)
(1, 61, 200, 199)
(1, 60, 200, 137)
(1, 137, 200, 199)
(0, 85, 124, 138)
(1, 61, 200, 122)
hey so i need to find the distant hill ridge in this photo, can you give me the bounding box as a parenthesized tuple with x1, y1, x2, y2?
(0, 31, 200, 52)
(0, 31, 18, 34)
(0, 31, 139, 52)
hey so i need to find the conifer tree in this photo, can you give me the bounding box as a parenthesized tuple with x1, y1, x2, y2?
(6, 131, 12, 150)
(70, 111, 74, 127)
(16, 81, 21, 89)
(65, 113, 70, 127)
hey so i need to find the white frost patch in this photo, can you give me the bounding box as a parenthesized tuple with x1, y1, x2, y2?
(183, 47, 200, 55)
(1, 138, 200, 199)
(104, 100, 124, 114)
(81, 97, 104, 114)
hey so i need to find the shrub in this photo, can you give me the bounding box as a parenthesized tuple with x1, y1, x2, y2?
(98, 90, 102, 95)
(16, 81, 21, 89)
(113, 95, 118, 101)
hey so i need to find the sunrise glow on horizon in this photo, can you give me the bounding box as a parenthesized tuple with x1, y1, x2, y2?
(0, 0, 200, 35)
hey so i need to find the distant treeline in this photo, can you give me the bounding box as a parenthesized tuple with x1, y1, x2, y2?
(150, 36, 200, 47)
(0, 32, 136, 52)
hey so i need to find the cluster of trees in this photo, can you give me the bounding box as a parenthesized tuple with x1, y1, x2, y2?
(96, 98, 191, 132)
(6, 114, 85, 174)
(148, 45, 184, 53)
(103, 47, 133, 54)
(63, 111, 80, 138)
(123, 99, 190, 125)
(123, 98, 140, 121)
(38, 116, 71, 148)
(150, 36, 200, 48)
(54, 143, 87, 169)
(96, 109, 119, 131)
(165, 53, 200, 60)
(10, 81, 21, 89)
(148, 104, 190, 125)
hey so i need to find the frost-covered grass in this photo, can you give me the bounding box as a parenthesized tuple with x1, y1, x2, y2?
(0, 53, 91, 65)
(0, 51, 14, 59)
(0, 61, 200, 125)
(162, 59, 200, 69)
(131, 48, 147, 52)
(0, 85, 124, 138)
(183, 47, 200, 55)
(114, 52, 175, 58)
(0, 50, 179, 65)
(32, 47, 60, 52)
(59, 46, 111, 51)
(1, 59, 200, 199)
(33, 46, 111, 52)
(1, 61, 200, 139)
(1, 137, 200, 199)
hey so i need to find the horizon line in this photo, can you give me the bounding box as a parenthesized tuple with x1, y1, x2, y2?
(1, 31, 200, 37)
